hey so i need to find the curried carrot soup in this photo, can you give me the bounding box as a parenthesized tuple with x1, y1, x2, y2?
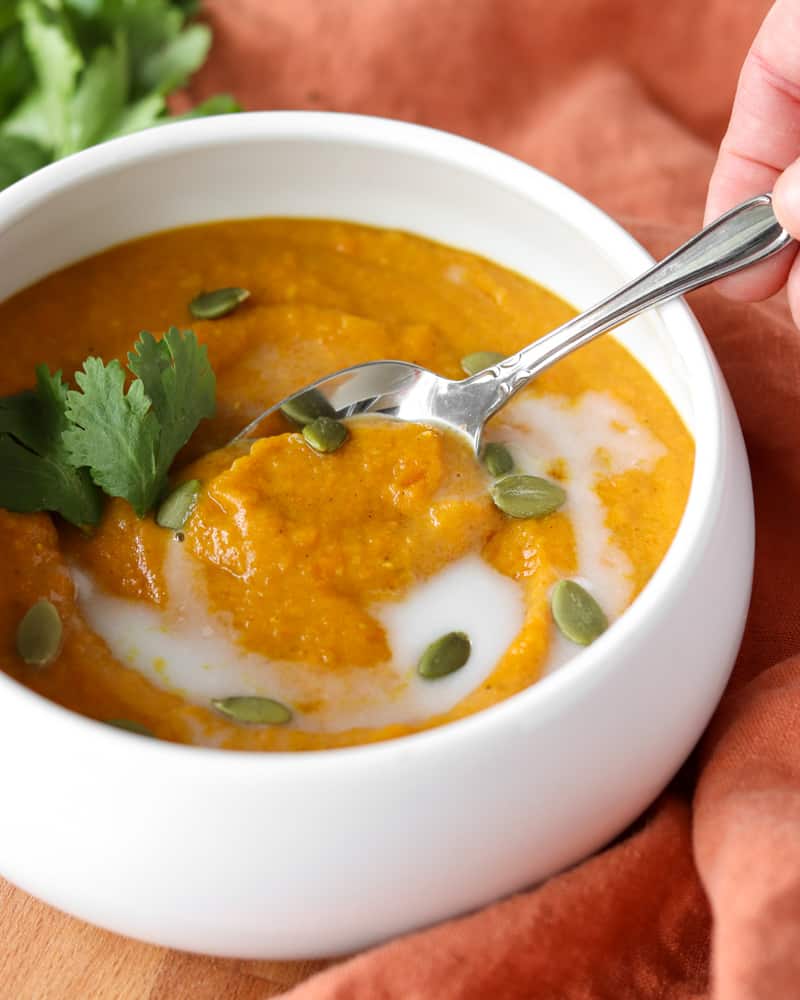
(0, 219, 693, 750)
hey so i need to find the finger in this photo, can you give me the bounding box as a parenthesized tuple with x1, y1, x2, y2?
(773, 153, 800, 232)
(704, 156, 792, 302)
(783, 230, 800, 327)
(773, 159, 800, 321)
(704, 0, 800, 300)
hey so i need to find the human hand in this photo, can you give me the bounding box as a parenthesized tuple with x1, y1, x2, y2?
(705, 0, 800, 315)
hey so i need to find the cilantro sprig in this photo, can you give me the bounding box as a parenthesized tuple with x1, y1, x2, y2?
(0, 328, 215, 525)
(0, 0, 239, 191)
(0, 365, 102, 526)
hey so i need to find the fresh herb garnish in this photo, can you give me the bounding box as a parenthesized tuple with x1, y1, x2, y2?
(0, 365, 102, 526)
(0, 328, 215, 524)
(64, 328, 215, 517)
(0, 0, 239, 191)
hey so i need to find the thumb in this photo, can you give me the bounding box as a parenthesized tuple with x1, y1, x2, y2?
(705, 0, 800, 301)
(773, 157, 800, 239)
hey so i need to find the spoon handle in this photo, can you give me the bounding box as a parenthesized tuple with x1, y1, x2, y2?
(481, 194, 794, 414)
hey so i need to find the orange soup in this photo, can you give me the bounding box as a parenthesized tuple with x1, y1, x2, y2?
(0, 220, 693, 749)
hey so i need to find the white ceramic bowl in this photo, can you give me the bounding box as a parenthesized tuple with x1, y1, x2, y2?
(0, 112, 752, 959)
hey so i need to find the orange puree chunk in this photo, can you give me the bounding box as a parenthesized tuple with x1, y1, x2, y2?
(183, 421, 499, 668)
(64, 498, 169, 605)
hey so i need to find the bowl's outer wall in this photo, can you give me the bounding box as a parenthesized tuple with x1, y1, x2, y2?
(0, 114, 753, 958)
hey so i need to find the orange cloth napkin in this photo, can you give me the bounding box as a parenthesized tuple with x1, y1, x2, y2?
(183, 2, 800, 996)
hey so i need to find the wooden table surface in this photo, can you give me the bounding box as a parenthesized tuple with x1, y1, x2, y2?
(0, 879, 334, 999)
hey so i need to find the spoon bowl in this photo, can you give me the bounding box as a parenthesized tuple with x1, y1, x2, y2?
(237, 360, 497, 450)
(238, 194, 792, 450)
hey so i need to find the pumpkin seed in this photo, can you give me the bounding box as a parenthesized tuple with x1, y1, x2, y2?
(461, 350, 505, 376)
(490, 474, 566, 519)
(16, 599, 62, 666)
(212, 696, 293, 725)
(417, 631, 471, 679)
(551, 580, 608, 645)
(280, 388, 336, 427)
(302, 415, 349, 453)
(189, 287, 250, 320)
(483, 442, 514, 478)
(156, 479, 201, 531)
(107, 719, 154, 737)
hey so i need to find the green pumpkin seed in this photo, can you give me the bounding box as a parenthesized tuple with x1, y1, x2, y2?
(212, 696, 293, 725)
(551, 580, 608, 645)
(417, 632, 471, 680)
(16, 599, 62, 666)
(156, 479, 201, 531)
(302, 415, 349, 454)
(483, 442, 514, 478)
(189, 287, 250, 320)
(490, 474, 566, 519)
(280, 388, 336, 427)
(107, 719, 155, 737)
(461, 350, 506, 376)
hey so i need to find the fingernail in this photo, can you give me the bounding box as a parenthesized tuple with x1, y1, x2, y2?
(773, 158, 800, 238)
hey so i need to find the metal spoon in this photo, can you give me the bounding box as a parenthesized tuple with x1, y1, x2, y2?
(237, 194, 792, 451)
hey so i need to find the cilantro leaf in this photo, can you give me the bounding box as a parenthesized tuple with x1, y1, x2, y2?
(105, 91, 241, 140)
(86, 0, 185, 82)
(127, 327, 215, 482)
(174, 0, 201, 16)
(62, 330, 215, 517)
(170, 93, 240, 121)
(104, 90, 164, 138)
(0, 365, 102, 526)
(65, 30, 128, 154)
(138, 21, 210, 95)
(63, 357, 160, 517)
(0, 133, 49, 188)
(0, 25, 33, 118)
(18, 0, 83, 157)
(0, 330, 216, 523)
(0, 0, 239, 191)
(1, 86, 53, 150)
(0, 5, 19, 34)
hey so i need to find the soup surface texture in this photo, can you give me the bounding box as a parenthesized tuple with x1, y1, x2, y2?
(0, 219, 694, 749)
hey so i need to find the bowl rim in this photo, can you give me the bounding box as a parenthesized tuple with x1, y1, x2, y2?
(0, 110, 724, 771)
